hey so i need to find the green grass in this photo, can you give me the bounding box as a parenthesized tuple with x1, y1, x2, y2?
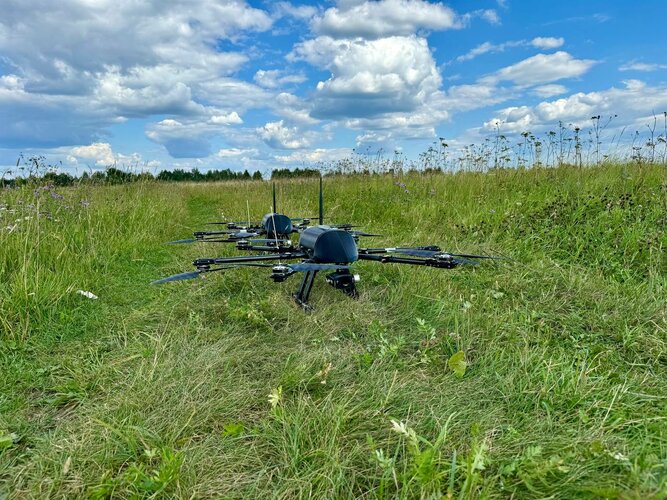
(1, 164, 665, 498)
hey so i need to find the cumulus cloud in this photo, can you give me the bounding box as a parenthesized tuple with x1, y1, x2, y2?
(66, 142, 154, 168)
(619, 62, 667, 72)
(532, 84, 568, 97)
(216, 148, 259, 158)
(256, 120, 312, 149)
(531, 37, 565, 49)
(254, 69, 307, 89)
(455, 40, 523, 62)
(272, 1, 318, 20)
(455, 37, 565, 63)
(0, 0, 273, 150)
(483, 80, 667, 133)
(69, 143, 117, 166)
(312, 0, 461, 39)
(274, 147, 353, 164)
(488, 51, 596, 86)
(291, 35, 441, 119)
(146, 112, 245, 158)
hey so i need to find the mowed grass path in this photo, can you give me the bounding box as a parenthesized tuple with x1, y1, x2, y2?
(1, 165, 665, 498)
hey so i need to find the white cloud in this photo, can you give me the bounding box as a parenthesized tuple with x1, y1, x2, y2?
(209, 112, 243, 125)
(455, 37, 566, 63)
(67, 142, 149, 167)
(254, 69, 307, 89)
(216, 148, 258, 158)
(532, 84, 568, 97)
(489, 51, 596, 86)
(273, 1, 318, 20)
(274, 148, 352, 163)
(484, 80, 667, 133)
(619, 62, 667, 72)
(0, 0, 273, 150)
(69, 143, 116, 166)
(256, 120, 312, 149)
(531, 37, 565, 49)
(455, 40, 523, 62)
(146, 112, 245, 158)
(312, 0, 461, 39)
(273, 92, 319, 124)
(291, 35, 441, 119)
(460, 9, 501, 26)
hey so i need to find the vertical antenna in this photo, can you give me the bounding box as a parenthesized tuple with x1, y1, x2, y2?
(272, 182, 277, 214)
(318, 173, 323, 225)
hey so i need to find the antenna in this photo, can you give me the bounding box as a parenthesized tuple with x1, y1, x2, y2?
(272, 182, 277, 214)
(318, 173, 323, 225)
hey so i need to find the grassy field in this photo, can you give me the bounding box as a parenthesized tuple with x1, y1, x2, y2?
(0, 164, 665, 498)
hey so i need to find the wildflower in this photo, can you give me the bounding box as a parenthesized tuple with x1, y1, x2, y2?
(316, 362, 333, 384)
(390, 419, 410, 437)
(268, 386, 282, 409)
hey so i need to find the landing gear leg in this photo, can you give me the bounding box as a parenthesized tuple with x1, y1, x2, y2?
(294, 270, 318, 310)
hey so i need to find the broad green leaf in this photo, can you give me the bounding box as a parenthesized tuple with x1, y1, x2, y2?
(222, 423, 245, 437)
(448, 351, 467, 378)
(0, 433, 17, 451)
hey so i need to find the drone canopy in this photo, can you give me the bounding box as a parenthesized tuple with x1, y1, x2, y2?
(298, 226, 359, 264)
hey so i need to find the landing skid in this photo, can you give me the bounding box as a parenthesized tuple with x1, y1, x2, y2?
(293, 270, 318, 310)
(292, 269, 360, 310)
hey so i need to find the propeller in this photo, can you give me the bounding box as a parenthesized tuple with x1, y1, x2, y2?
(384, 248, 480, 265)
(167, 238, 196, 244)
(350, 231, 382, 237)
(386, 248, 502, 261)
(151, 271, 202, 284)
(242, 238, 292, 244)
(205, 221, 260, 227)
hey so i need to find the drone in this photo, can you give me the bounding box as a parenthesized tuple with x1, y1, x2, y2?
(167, 182, 376, 245)
(153, 176, 502, 309)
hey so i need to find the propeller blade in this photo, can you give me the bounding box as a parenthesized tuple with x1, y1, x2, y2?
(289, 263, 350, 272)
(167, 239, 196, 244)
(351, 231, 382, 237)
(447, 252, 506, 260)
(198, 238, 243, 243)
(451, 257, 479, 266)
(245, 238, 292, 244)
(205, 221, 260, 227)
(151, 271, 201, 284)
(387, 248, 496, 263)
(387, 248, 439, 258)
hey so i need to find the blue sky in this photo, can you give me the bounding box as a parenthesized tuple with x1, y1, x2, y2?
(1, 0, 666, 175)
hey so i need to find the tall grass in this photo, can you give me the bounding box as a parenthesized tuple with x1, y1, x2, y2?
(0, 164, 665, 497)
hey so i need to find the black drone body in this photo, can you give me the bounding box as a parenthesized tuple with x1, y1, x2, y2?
(154, 176, 502, 309)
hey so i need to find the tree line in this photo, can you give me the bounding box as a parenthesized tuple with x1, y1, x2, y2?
(1, 166, 265, 187)
(1, 156, 326, 188)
